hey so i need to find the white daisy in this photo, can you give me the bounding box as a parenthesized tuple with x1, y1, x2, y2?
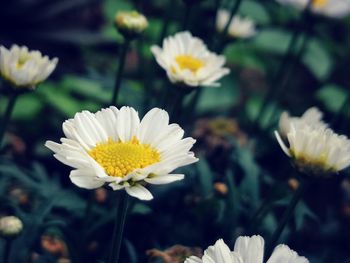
(0, 45, 58, 89)
(151, 31, 230, 87)
(185, 235, 308, 263)
(45, 106, 198, 201)
(278, 107, 327, 138)
(276, 0, 350, 18)
(216, 10, 257, 39)
(275, 120, 350, 176)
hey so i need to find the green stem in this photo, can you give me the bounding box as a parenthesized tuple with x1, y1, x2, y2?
(266, 181, 306, 257)
(263, 32, 310, 128)
(253, 28, 300, 126)
(222, 0, 243, 38)
(111, 40, 130, 106)
(167, 88, 190, 121)
(246, 196, 273, 235)
(0, 92, 18, 148)
(158, 1, 172, 45)
(182, 3, 194, 30)
(108, 191, 129, 263)
(252, 2, 312, 129)
(214, 0, 244, 51)
(4, 238, 12, 263)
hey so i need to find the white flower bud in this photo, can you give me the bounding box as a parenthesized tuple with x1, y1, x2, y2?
(0, 216, 23, 238)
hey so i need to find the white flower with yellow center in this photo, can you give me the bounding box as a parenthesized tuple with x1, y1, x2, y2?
(275, 118, 350, 176)
(151, 31, 230, 87)
(279, 107, 327, 138)
(0, 45, 58, 89)
(185, 235, 308, 263)
(216, 10, 257, 39)
(45, 106, 198, 200)
(276, 0, 350, 18)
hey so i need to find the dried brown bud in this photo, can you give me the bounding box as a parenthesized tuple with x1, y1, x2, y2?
(214, 182, 229, 196)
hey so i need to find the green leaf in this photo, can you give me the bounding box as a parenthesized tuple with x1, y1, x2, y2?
(224, 42, 265, 71)
(252, 29, 293, 54)
(196, 158, 214, 198)
(0, 94, 42, 120)
(303, 39, 332, 80)
(239, 0, 270, 25)
(295, 201, 318, 230)
(316, 84, 347, 113)
(196, 75, 239, 114)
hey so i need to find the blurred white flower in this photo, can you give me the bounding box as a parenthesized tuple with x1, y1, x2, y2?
(276, 0, 350, 18)
(185, 235, 308, 263)
(216, 10, 257, 39)
(275, 112, 350, 175)
(151, 31, 230, 87)
(0, 216, 23, 238)
(45, 106, 198, 201)
(0, 45, 58, 89)
(115, 10, 148, 37)
(279, 107, 327, 138)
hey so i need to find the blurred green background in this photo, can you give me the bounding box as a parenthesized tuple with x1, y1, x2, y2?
(0, 0, 350, 262)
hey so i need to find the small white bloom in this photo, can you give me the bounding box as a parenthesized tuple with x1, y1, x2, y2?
(45, 106, 198, 201)
(115, 10, 148, 37)
(279, 107, 327, 138)
(276, 0, 350, 18)
(216, 10, 257, 39)
(0, 45, 58, 89)
(151, 31, 230, 87)
(185, 235, 308, 263)
(275, 110, 350, 175)
(0, 216, 23, 238)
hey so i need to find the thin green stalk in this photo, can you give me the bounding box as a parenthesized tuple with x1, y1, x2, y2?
(266, 181, 306, 257)
(111, 40, 130, 106)
(108, 191, 129, 263)
(168, 90, 186, 120)
(214, 0, 244, 51)
(263, 32, 310, 128)
(3, 238, 12, 263)
(222, 0, 243, 38)
(252, 1, 312, 129)
(253, 28, 301, 127)
(182, 88, 202, 122)
(0, 92, 18, 148)
(166, 85, 194, 121)
(158, 1, 172, 45)
(246, 195, 274, 235)
(182, 3, 194, 30)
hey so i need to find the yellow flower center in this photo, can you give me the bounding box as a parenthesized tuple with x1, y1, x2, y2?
(175, 55, 204, 73)
(16, 55, 30, 69)
(312, 0, 327, 8)
(88, 137, 160, 177)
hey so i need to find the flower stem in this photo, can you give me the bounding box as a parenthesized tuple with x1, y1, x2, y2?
(0, 92, 18, 148)
(266, 180, 306, 257)
(108, 191, 129, 263)
(214, 0, 244, 52)
(158, 1, 172, 44)
(253, 29, 300, 126)
(3, 238, 12, 263)
(252, 3, 312, 130)
(111, 39, 130, 106)
(222, 0, 243, 38)
(246, 194, 274, 235)
(182, 3, 194, 30)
